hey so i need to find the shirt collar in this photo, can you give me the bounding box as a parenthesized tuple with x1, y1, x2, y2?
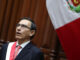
(16, 41, 30, 48)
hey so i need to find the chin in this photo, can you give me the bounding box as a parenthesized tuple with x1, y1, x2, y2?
(15, 36, 22, 40)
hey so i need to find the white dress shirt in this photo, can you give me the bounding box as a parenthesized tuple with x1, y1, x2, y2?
(16, 41, 30, 55)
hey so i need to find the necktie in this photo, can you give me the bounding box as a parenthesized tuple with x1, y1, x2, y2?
(14, 45, 21, 59)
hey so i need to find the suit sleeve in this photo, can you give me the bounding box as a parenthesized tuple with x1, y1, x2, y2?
(0, 48, 2, 59)
(0, 43, 8, 60)
(0, 44, 4, 59)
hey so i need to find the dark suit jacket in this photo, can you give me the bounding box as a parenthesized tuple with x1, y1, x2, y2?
(0, 42, 44, 60)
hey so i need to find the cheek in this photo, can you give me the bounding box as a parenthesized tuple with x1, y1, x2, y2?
(22, 30, 30, 36)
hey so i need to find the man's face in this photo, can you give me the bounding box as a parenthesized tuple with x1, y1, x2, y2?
(15, 19, 32, 40)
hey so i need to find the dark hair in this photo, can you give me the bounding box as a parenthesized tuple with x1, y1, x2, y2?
(19, 17, 37, 40)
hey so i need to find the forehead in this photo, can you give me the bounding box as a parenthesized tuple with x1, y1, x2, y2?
(18, 19, 32, 26)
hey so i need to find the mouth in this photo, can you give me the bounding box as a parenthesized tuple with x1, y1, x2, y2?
(16, 32, 21, 36)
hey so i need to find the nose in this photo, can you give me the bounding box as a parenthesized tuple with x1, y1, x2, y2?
(16, 26, 21, 31)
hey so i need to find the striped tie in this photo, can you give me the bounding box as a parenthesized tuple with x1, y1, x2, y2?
(14, 45, 21, 59)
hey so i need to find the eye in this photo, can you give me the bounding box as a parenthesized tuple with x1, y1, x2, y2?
(16, 24, 20, 27)
(16, 24, 31, 29)
(21, 25, 27, 28)
(21, 24, 31, 29)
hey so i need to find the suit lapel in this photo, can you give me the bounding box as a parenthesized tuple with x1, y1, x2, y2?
(15, 42, 33, 60)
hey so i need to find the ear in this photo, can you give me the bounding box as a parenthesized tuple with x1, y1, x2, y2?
(30, 30, 35, 36)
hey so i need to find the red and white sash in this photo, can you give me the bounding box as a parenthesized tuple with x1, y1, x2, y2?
(5, 42, 16, 60)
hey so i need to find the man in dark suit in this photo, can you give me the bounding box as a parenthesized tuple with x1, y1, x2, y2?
(0, 17, 44, 60)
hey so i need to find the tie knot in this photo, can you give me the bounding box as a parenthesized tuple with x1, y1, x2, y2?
(17, 45, 21, 49)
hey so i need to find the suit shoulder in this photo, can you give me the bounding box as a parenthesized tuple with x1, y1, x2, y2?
(30, 44, 44, 60)
(1, 43, 8, 48)
(31, 44, 42, 53)
(1, 42, 14, 49)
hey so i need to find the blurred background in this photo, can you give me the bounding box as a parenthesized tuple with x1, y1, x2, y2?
(0, 0, 67, 60)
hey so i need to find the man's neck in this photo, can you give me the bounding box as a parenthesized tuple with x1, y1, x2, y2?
(17, 39, 30, 45)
